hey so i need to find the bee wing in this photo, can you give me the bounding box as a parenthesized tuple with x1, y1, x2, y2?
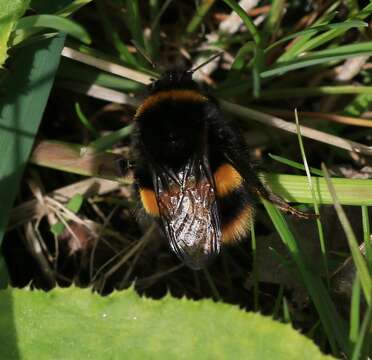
(154, 156, 221, 270)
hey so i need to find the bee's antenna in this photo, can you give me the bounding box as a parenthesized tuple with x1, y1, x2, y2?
(189, 52, 223, 73)
(131, 40, 157, 69)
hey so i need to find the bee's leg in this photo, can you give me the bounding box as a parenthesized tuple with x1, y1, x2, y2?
(207, 105, 315, 220)
(251, 185, 316, 219)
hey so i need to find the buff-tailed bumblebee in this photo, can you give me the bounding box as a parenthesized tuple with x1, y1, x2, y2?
(132, 68, 310, 270)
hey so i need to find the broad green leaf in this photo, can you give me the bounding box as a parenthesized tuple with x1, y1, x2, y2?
(0, 287, 334, 359)
(0, 0, 29, 67)
(0, 35, 65, 247)
(12, 14, 91, 45)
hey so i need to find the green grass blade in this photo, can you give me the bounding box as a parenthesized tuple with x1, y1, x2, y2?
(229, 41, 255, 72)
(262, 0, 285, 45)
(150, 0, 173, 33)
(262, 42, 372, 79)
(221, 0, 262, 96)
(262, 199, 349, 355)
(269, 153, 324, 176)
(185, 0, 216, 38)
(30, 0, 92, 15)
(275, 3, 339, 62)
(351, 303, 372, 360)
(295, 110, 328, 283)
(74, 102, 99, 137)
(87, 124, 134, 153)
(273, 284, 284, 319)
(224, 41, 260, 95)
(221, 0, 261, 45)
(125, 0, 145, 49)
(349, 278, 361, 346)
(265, 20, 367, 53)
(56, 0, 93, 16)
(95, 0, 137, 65)
(250, 218, 259, 311)
(263, 174, 372, 206)
(13, 14, 91, 44)
(289, 6, 372, 57)
(361, 206, 372, 273)
(282, 297, 292, 324)
(322, 164, 371, 305)
(147, 0, 161, 59)
(277, 2, 372, 62)
(0, 34, 66, 247)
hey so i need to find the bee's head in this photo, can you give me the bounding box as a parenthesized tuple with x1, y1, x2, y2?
(149, 70, 199, 94)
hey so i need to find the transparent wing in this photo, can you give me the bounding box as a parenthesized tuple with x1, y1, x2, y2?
(154, 156, 221, 270)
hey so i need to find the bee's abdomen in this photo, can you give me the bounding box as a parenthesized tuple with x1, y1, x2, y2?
(213, 163, 254, 243)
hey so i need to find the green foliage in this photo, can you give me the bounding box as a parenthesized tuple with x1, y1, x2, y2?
(0, 35, 65, 248)
(2, 1, 372, 358)
(12, 14, 91, 46)
(0, 287, 334, 360)
(50, 194, 84, 237)
(262, 199, 349, 354)
(343, 94, 372, 117)
(30, 0, 93, 15)
(322, 166, 371, 305)
(264, 174, 372, 206)
(0, 0, 29, 67)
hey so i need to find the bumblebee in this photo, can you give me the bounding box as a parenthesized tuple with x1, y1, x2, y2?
(132, 70, 308, 270)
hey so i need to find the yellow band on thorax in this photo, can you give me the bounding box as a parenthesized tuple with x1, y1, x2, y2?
(135, 89, 208, 118)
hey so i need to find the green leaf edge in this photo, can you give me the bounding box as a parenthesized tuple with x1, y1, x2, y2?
(0, 287, 335, 360)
